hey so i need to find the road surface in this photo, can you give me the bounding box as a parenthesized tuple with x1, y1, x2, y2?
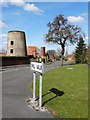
(2, 61, 61, 118)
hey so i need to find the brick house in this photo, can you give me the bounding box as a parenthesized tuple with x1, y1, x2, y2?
(49, 55, 55, 62)
(0, 53, 7, 56)
(27, 46, 36, 58)
(67, 53, 74, 62)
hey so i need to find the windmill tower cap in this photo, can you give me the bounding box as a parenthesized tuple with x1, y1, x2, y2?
(8, 30, 25, 34)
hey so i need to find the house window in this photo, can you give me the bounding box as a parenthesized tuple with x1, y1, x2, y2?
(10, 49, 13, 53)
(11, 41, 14, 45)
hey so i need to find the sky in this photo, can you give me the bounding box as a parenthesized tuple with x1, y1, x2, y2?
(0, 1, 88, 54)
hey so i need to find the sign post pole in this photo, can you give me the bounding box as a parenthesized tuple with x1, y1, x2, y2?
(39, 73, 42, 108)
(33, 72, 36, 101)
(31, 62, 44, 109)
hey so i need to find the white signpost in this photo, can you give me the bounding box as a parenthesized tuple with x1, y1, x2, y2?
(31, 62, 44, 108)
(33, 72, 36, 101)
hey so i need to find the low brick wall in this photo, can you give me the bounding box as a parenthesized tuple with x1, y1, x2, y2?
(1, 57, 30, 66)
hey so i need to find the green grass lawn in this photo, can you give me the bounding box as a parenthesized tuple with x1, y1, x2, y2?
(30, 64, 88, 118)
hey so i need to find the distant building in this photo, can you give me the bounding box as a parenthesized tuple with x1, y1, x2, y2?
(0, 53, 7, 56)
(67, 53, 74, 62)
(47, 50, 56, 62)
(27, 46, 36, 58)
(49, 55, 55, 62)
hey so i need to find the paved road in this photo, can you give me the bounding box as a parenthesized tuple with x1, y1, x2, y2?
(2, 61, 61, 118)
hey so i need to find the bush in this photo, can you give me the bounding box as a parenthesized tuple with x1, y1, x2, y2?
(41, 58, 45, 63)
(55, 56, 60, 61)
(82, 59, 87, 64)
(48, 59, 52, 62)
(64, 58, 68, 61)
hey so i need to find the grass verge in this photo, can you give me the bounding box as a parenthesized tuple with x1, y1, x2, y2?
(30, 64, 88, 118)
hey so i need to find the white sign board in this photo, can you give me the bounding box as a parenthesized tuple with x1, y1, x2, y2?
(31, 62, 44, 74)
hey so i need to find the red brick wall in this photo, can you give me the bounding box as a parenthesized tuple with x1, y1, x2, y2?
(27, 46, 36, 58)
(2, 57, 30, 66)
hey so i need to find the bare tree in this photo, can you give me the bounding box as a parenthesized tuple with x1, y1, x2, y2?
(45, 14, 84, 65)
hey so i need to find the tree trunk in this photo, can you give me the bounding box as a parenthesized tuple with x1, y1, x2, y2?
(61, 44, 65, 66)
(61, 54, 64, 66)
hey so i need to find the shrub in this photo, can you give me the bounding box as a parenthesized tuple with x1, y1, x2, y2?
(64, 57, 68, 61)
(41, 58, 45, 63)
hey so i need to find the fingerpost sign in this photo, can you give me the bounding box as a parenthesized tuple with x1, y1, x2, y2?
(31, 62, 44, 108)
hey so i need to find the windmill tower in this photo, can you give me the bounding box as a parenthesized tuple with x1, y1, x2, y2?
(7, 30, 27, 56)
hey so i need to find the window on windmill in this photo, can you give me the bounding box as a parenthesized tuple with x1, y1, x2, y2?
(10, 49, 13, 53)
(11, 41, 14, 45)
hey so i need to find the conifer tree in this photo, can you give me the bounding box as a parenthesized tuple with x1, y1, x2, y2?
(75, 37, 87, 63)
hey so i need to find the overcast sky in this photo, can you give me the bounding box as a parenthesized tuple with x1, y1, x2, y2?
(0, 1, 88, 54)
